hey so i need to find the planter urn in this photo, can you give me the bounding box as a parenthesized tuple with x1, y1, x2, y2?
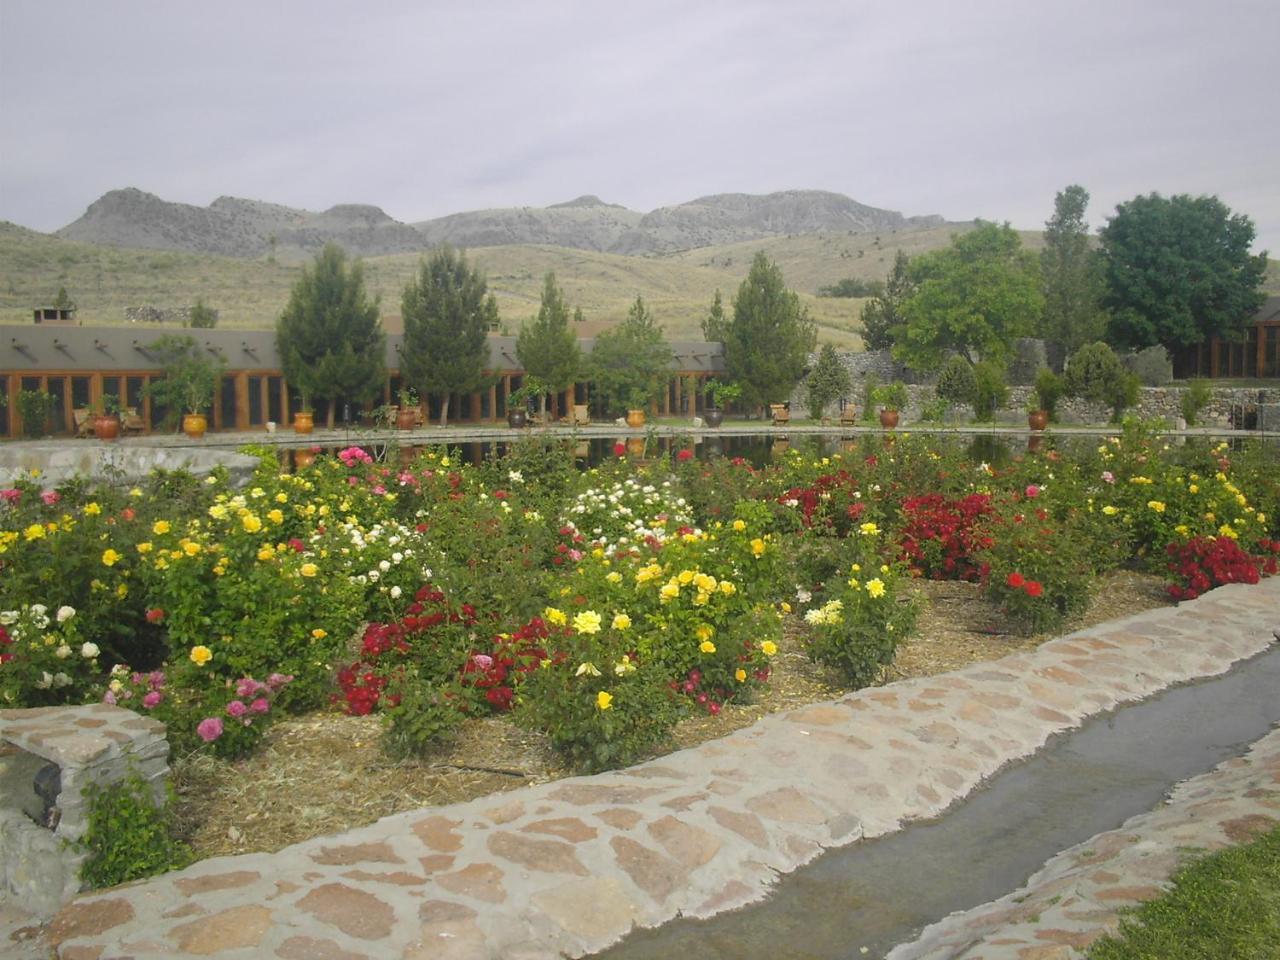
(1028, 409, 1049, 431)
(626, 409, 647, 429)
(94, 415, 121, 441)
(182, 413, 207, 439)
(879, 408, 900, 429)
(293, 411, 315, 435)
(507, 409, 528, 429)
(703, 408, 724, 428)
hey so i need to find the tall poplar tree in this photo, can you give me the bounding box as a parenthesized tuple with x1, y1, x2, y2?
(722, 253, 817, 411)
(516, 272, 581, 418)
(400, 245, 498, 427)
(1041, 185, 1106, 352)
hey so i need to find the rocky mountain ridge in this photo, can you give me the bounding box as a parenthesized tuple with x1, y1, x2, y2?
(56, 187, 950, 258)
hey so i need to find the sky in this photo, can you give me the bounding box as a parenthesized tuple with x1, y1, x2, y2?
(1, 0, 1276, 252)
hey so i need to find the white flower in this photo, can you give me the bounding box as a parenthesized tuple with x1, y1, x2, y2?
(36, 672, 53, 689)
(55, 644, 72, 659)
(30, 603, 47, 617)
(53, 672, 71, 688)
(56, 605, 76, 623)
(0, 610, 18, 625)
(368, 570, 380, 582)
(795, 588, 812, 604)
(378, 560, 391, 572)
(391, 552, 403, 564)
(389, 585, 403, 600)
(508, 469, 524, 484)
(81, 642, 100, 658)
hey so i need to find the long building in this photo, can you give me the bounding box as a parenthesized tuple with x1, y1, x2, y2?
(0, 321, 726, 438)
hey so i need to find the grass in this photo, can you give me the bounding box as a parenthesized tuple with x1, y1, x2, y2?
(1087, 825, 1280, 959)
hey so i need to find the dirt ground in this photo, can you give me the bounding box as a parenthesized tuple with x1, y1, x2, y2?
(171, 570, 1171, 861)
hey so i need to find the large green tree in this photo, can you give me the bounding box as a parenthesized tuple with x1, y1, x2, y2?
(1041, 185, 1107, 352)
(722, 252, 817, 410)
(516, 272, 581, 418)
(1100, 192, 1268, 350)
(858, 250, 914, 351)
(276, 243, 384, 426)
(400, 245, 498, 427)
(894, 222, 1043, 371)
(589, 295, 673, 418)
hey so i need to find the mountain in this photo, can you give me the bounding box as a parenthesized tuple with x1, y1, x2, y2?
(55, 188, 949, 259)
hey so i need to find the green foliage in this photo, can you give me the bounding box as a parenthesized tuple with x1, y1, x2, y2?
(895, 222, 1044, 371)
(380, 671, 465, 759)
(934, 355, 978, 406)
(722, 253, 818, 409)
(589, 295, 673, 416)
(16, 389, 55, 438)
(1101, 192, 1268, 350)
(143, 334, 226, 417)
(805, 343, 852, 419)
(1088, 826, 1280, 960)
(1041, 184, 1107, 351)
(1064, 342, 1140, 422)
(871, 381, 908, 411)
(860, 375, 879, 423)
(919, 392, 949, 422)
(187, 298, 217, 328)
(78, 772, 191, 889)
(400, 245, 498, 426)
(516, 273, 582, 417)
(701, 289, 727, 342)
(702, 379, 743, 409)
(819, 277, 884, 298)
(971, 361, 1008, 422)
(1032, 367, 1065, 419)
(1180, 379, 1214, 427)
(52, 285, 75, 311)
(276, 244, 385, 414)
(859, 250, 914, 351)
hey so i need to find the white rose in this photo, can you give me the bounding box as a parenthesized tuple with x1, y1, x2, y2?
(378, 560, 391, 572)
(36, 672, 53, 689)
(55, 645, 72, 659)
(389, 585, 403, 600)
(0, 610, 18, 625)
(53, 672, 71, 688)
(30, 603, 47, 617)
(56, 605, 76, 623)
(81, 642, 100, 659)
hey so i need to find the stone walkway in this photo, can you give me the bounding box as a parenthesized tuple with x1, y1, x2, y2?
(25, 578, 1280, 960)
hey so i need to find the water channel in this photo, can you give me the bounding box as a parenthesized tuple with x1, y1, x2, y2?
(592, 641, 1280, 960)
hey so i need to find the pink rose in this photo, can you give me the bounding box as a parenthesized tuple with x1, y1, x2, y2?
(226, 699, 247, 718)
(142, 691, 163, 709)
(0, 489, 21, 504)
(250, 698, 270, 714)
(267, 673, 293, 690)
(102, 690, 117, 705)
(1101, 471, 1115, 484)
(41, 491, 61, 505)
(1025, 485, 1039, 499)
(196, 717, 224, 742)
(472, 654, 494, 670)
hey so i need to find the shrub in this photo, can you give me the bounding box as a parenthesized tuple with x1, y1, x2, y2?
(934, 355, 977, 407)
(15, 389, 55, 438)
(78, 772, 191, 889)
(1031, 367, 1065, 420)
(871, 381, 908, 411)
(1165, 536, 1274, 601)
(1064, 342, 1139, 422)
(1180, 379, 1214, 427)
(380, 672, 466, 758)
(919, 392, 949, 423)
(898, 493, 994, 580)
(972, 361, 1008, 422)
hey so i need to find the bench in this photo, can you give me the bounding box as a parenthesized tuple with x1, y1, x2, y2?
(770, 404, 791, 426)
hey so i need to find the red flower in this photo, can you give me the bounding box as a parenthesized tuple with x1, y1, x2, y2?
(614, 443, 626, 457)
(676, 449, 694, 462)
(145, 608, 165, 624)
(1024, 581, 1044, 598)
(1006, 572, 1025, 589)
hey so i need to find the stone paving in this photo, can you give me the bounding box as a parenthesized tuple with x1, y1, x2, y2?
(24, 577, 1280, 960)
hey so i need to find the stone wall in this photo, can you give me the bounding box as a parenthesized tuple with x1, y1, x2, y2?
(124, 305, 218, 325)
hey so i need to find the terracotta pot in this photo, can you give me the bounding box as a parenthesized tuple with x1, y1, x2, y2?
(94, 415, 121, 441)
(1027, 409, 1049, 431)
(293, 448, 318, 469)
(626, 409, 647, 429)
(626, 436, 645, 457)
(293, 411, 314, 435)
(182, 413, 207, 439)
(1027, 434, 1044, 453)
(396, 407, 418, 430)
(507, 409, 527, 429)
(703, 408, 724, 428)
(879, 408, 900, 429)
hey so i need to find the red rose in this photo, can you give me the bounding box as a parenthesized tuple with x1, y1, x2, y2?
(1006, 572, 1025, 589)
(1024, 581, 1044, 598)
(676, 449, 693, 462)
(614, 443, 626, 457)
(144, 608, 165, 624)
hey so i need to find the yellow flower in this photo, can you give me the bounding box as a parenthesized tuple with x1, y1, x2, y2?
(543, 606, 567, 626)
(678, 569, 695, 585)
(719, 581, 736, 595)
(780, 601, 792, 614)
(311, 628, 327, 639)
(101, 548, 121, 567)
(635, 564, 662, 584)
(614, 656, 636, 676)
(847, 578, 860, 590)
(275, 492, 288, 503)
(575, 661, 602, 677)
(750, 538, 766, 557)
(152, 520, 171, 535)
(850, 563, 861, 573)
(189, 645, 212, 666)
(612, 613, 631, 630)
(207, 504, 228, 521)
(735, 668, 747, 683)
(1258, 513, 1267, 525)
(182, 540, 201, 556)
(24, 524, 46, 541)
(1174, 524, 1190, 537)
(606, 571, 623, 584)
(699, 640, 717, 654)
(299, 562, 319, 577)
(1147, 501, 1166, 513)
(596, 691, 613, 711)
(241, 513, 263, 533)
(1218, 524, 1238, 539)
(659, 582, 680, 601)
(859, 521, 880, 536)
(116, 583, 128, 599)
(573, 610, 602, 635)
(695, 624, 714, 642)
(257, 546, 275, 562)
(732, 519, 747, 532)
(761, 640, 778, 656)
(865, 578, 886, 598)
(267, 509, 284, 525)
(1188, 484, 1199, 494)
(84, 502, 101, 516)
(1102, 505, 1119, 516)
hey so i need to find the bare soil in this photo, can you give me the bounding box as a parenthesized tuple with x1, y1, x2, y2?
(171, 570, 1171, 861)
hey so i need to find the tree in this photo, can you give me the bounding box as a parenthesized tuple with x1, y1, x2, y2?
(187, 298, 217, 329)
(894, 222, 1043, 371)
(859, 250, 914, 351)
(804, 343, 852, 420)
(934, 354, 978, 407)
(701, 289, 727, 342)
(276, 244, 384, 426)
(52, 286, 75, 312)
(1063, 341, 1139, 422)
(722, 253, 817, 411)
(1100, 193, 1268, 351)
(400, 245, 498, 427)
(589, 295, 673, 418)
(1041, 185, 1106, 352)
(516, 272, 581, 418)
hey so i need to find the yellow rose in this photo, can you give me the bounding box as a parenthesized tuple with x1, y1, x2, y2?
(572, 610, 602, 635)
(735, 668, 747, 683)
(257, 546, 274, 561)
(543, 606, 567, 626)
(267, 509, 284, 525)
(152, 520, 171, 535)
(750, 538, 766, 557)
(596, 691, 613, 711)
(732, 519, 747, 532)
(761, 640, 778, 656)
(189, 645, 212, 666)
(101, 548, 121, 567)
(299, 562, 319, 577)
(612, 613, 631, 630)
(699, 640, 717, 654)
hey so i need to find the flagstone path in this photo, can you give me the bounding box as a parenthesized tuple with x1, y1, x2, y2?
(26, 577, 1280, 960)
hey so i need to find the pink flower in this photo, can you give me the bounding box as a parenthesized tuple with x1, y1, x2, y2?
(40, 491, 61, 505)
(102, 690, 117, 705)
(472, 654, 494, 670)
(1024, 485, 1039, 499)
(613, 443, 626, 457)
(346, 475, 360, 486)
(707, 701, 721, 715)
(0, 489, 20, 504)
(372, 484, 386, 495)
(250, 698, 270, 714)
(196, 717, 224, 742)
(267, 673, 294, 690)
(226, 700, 248, 718)
(236, 678, 264, 698)
(1101, 471, 1115, 484)
(142, 691, 163, 709)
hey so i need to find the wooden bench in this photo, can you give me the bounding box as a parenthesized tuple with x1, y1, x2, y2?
(770, 404, 791, 426)
(569, 404, 590, 426)
(122, 407, 147, 435)
(840, 407, 858, 427)
(72, 408, 96, 438)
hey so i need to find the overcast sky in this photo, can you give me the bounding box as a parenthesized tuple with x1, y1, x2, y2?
(1, 0, 1276, 251)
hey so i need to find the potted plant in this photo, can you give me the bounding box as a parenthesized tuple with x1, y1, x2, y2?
(625, 387, 650, 429)
(506, 376, 546, 428)
(292, 394, 315, 435)
(396, 387, 420, 431)
(1028, 368, 1063, 430)
(872, 381, 908, 429)
(143, 335, 226, 439)
(16, 389, 56, 439)
(93, 394, 122, 441)
(702, 380, 742, 428)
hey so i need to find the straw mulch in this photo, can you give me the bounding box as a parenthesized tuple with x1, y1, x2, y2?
(171, 569, 1170, 861)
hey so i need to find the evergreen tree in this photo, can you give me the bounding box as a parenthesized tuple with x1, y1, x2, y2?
(276, 244, 384, 426)
(859, 250, 913, 351)
(804, 343, 852, 420)
(1041, 185, 1106, 352)
(400, 245, 498, 427)
(589, 295, 673, 417)
(516, 272, 581, 418)
(702, 289, 727, 342)
(187, 298, 217, 329)
(722, 253, 817, 411)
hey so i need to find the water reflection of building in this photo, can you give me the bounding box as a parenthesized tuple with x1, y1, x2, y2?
(0, 328, 725, 439)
